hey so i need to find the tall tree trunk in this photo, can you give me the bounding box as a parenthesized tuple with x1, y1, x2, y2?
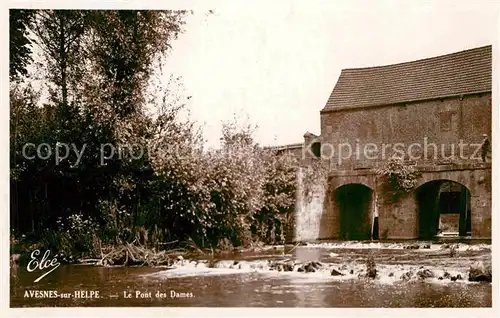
(59, 15, 68, 109)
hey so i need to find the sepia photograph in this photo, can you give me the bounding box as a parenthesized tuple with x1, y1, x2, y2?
(4, 0, 498, 314)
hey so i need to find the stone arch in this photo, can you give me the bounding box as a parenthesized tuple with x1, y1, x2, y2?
(415, 170, 474, 195)
(333, 183, 374, 240)
(331, 181, 374, 193)
(415, 179, 472, 239)
(328, 174, 377, 194)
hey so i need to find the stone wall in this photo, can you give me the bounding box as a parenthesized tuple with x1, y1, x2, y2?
(316, 93, 492, 170)
(294, 167, 326, 241)
(292, 93, 491, 241)
(294, 163, 491, 241)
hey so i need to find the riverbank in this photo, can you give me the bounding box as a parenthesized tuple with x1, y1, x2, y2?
(9, 237, 286, 268)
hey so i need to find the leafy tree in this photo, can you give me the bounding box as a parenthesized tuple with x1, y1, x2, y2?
(10, 10, 298, 254)
(9, 9, 35, 81)
(86, 10, 187, 121)
(32, 10, 87, 110)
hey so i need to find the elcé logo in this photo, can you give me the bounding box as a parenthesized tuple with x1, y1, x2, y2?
(27, 250, 60, 283)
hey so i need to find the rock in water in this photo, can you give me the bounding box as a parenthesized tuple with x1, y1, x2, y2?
(304, 263, 316, 273)
(365, 256, 377, 279)
(312, 261, 322, 269)
(331, 268, 344, 276)
(404, 243, 420, 250)
(417, 269, 434, 279)
(366, 269, 377, 279)
(283, 263, 293, 272)
(400, 271, 413, 281)
(468, 262, 492, 282)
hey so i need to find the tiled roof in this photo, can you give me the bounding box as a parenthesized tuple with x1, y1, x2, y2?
(322, 45, 492, 111)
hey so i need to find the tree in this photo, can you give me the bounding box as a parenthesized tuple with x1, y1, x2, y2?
(8, 9, 299, 253)
(9, 9, 35, 81)
(11, 10, 190, 237)
(86, 10, 187, 122)
(32, 10, 87, 111)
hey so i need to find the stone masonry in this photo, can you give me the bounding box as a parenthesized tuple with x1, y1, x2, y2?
(278, 45, 492, 241)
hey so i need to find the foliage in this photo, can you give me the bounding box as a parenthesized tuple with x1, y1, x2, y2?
(9, 9, 35, 81)
(374, 157, 420, 202)
(55, 214, 100, 256)
(85, 10, 187, 120)
(145, 116, 298, 247)
(10, 10, 297, 255)
(32, 10, 87, 108)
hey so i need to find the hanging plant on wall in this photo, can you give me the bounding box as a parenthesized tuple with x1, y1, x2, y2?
(373, 157, 421, 203)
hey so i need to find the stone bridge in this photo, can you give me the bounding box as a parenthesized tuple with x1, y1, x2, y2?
(295, 162, 491, 241)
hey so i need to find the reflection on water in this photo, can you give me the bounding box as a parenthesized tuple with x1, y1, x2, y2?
(10, 242, 492, 307)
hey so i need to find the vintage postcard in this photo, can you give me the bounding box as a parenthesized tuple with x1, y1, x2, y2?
(3, 0, 499, 317)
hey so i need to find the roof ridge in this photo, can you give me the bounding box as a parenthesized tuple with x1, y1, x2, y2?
(323, 45, 492, 110)
(340, 45, 492, 72)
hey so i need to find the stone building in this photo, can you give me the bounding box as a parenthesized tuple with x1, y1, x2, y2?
(281, 45, 492, 241)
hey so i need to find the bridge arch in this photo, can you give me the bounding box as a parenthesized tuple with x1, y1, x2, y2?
(416, 179, 471, 239)
(415, 170, 475, 195)
(333, 183, 374, 240)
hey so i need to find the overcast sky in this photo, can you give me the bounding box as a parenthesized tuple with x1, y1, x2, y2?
(158, 0, 498, 148)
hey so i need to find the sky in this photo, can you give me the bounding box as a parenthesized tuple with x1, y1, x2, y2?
(158, 0, 498, 149)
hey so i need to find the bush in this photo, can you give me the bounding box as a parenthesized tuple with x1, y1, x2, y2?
(141, 117, 298, 249)
(374, 157, 420, 202)
(50, 213, 100, 257)
(11, 70, 298, 253)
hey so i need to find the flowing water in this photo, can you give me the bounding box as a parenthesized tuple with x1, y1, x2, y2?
(10, 241, 491, 308)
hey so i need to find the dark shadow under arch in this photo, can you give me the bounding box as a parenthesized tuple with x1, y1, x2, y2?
(334, 183, 373, 240)
(416, 179, 471, 239)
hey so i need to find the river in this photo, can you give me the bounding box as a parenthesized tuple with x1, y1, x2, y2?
(10, 241, 492, 307)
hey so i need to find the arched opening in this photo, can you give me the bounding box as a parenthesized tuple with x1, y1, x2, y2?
(311, 142, 321, 158)
(334, 184, 373, 240)
(416, 180, 471, 239)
